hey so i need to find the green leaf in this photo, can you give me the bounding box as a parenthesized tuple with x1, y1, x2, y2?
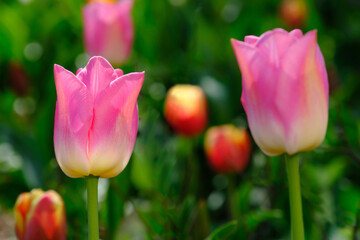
(206, 221, 237, 240)
(245, 209, 283, 230)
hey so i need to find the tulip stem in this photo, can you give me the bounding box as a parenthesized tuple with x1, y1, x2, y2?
(285, 154, 304, 240)
(86, 175, 99, 240)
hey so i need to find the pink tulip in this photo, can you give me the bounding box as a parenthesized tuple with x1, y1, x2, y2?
(54, 56, 144, 178)
(231, 29, 328, 156)
(14, 189, 66, 240)
(83, 0, 134, 65)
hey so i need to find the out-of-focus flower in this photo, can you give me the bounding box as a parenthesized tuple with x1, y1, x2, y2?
(8, 62, 30, 96)
(83, 0, 134, 65)
(204, 125, 251, 173)
(14, 189, 66, 240)
(231, 28, 328, 156)
(164, 84, 207, 137)
(279, 0, 308, 28)
(86, 0, 116, 3)
(53, 56, 144, 178)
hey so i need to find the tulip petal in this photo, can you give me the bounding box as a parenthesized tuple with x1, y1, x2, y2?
(15, 193, 31, 240)
(88, 72, 144, 178)
(83, 3, 108, 56)
(102, 0, 134, 65)
(76, 68, 83, 76)
(25, 193, 66, 240)
(289, 29, 303, 39)
(115, 0, 133, 49)
(76, 56, 118, 99)
(83, 0, 134, 65)
(232, 38, 287, 155)
(231, 38, 258, 92)
(255, 28, 298, 66)
(244, 35, 259, 45)
(115, 69, 124, 78)
(277, 30, 328, 154)
(54, 65, 92, 177)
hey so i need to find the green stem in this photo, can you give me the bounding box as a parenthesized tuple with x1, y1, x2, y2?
(285, 154, 304, 240)
(226, 175, 237, 220)
(86, 176, 99, 240)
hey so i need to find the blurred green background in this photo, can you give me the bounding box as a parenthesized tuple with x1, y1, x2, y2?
(1, 0, 360, 239)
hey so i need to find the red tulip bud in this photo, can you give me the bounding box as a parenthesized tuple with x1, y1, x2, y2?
(204, 125, 251, 173)
(8, 62, 30, 96)
(279, 0, 308, 28)
(164, 84, 208, 136)
(14, 189, 66, 240)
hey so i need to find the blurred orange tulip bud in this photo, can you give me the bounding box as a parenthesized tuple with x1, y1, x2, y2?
(164, 84, 208, 136)
(279, 0, 308, 28)
(14, 189, 66, 240)
(204, 125, 251, 173)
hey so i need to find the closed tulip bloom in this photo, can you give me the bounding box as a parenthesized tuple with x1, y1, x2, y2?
(280, 0, 308, 28)
(279, 0, 308, 28)
(204, 125, 251, 173)
(83, 0, 134, 65)
(231, 29, 328, 156)
(14, 189, 66, 240)
(54, 56, 144, 178)
(164, 84, 207, 136)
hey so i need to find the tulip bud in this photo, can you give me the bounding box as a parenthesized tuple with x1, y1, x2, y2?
(204, 125, 251, 173)
(232, 29, 328, 156)
(8, 62, 30, 97)
(54, 56, 144, 178)
(83, 0, 134, 65)
(279, 0, 308, 28)
(86, 0, 116, 3)
(14, 189, 66, 240)
(164, 84, 208, 136)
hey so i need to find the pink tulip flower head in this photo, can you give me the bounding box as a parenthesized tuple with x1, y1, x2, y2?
(231, 29, 328, 156)
(54, 56, 144, 178)
(83, 0, 134, 65)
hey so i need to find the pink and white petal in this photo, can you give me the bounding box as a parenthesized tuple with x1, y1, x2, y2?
(231, 39, 259, 91)
(114, 69, 124, 78)
(100, 1, 134, 65)
(54, 65, 92, 178)
(289, 29, 303, 39)
(245, 109, 287, 156)
(76, 56, 118, 99)
(244, 35, 259, 45)
(278, 30, 328, 154)
(88, 72, 145, 177)
(232, 40, 287, 155)
(116, 0, 134, 48)
(94, 104, 139, 178)
(240, 60, 287, 156)
(255, 28, 298, 66)
(76, 68, 83, 76)
(83, 3, 108, 56)
(315, 45, 329, 100)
